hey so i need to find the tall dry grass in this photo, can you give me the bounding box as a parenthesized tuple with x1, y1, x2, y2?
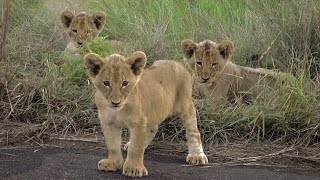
(0, 0, 10, 60)
(0, 0, 319, 146)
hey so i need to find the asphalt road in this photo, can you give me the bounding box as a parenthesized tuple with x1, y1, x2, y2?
(1, 143, 319, 180)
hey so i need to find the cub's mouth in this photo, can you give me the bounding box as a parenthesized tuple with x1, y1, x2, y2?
(108, 105, 123, 110)
(199, 77, 214, 86)
(200, 78, 211, 84)
(108, 101, 124, 110)
(200, 80, 209, 84)
(66, 43, 81, 54)
(200, 81, 213, 87)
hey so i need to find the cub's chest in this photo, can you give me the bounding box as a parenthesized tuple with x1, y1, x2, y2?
(99, 109, 124, 128)
(103, 107, 140, 128)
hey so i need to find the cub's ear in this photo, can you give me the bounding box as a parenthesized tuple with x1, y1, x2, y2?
(92, 11, 106, 31)
(126, 51, 147, 76)
(217, 40, 234, 59)
(61, 10, 74, 28)
(84, 53, 104, 77)
(181, 39, 198, 59)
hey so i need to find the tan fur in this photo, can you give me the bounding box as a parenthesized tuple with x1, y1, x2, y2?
(84, 51, 208, 177)
(182, 39, 288, 105)
(61, 10, 123, 54)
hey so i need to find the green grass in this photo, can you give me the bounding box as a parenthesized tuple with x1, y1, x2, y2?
(87, 0, 249, 60)
(0, 0, 319, 146)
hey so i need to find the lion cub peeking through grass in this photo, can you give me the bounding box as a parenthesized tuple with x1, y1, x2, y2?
(182, 39, 289, 106)
(84, 51, 208, 177)
(61, 10, 123, 55)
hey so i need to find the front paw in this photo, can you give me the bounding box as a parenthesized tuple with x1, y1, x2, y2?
(186, 152, 208, 165)
(122, 160, 148, 177)
(98, 158, 124, 172)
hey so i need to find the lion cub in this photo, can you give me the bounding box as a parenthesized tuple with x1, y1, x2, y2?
(61, 10, 123, 55)
(84, 51, 208, 177)
(182, 39, 288, 105)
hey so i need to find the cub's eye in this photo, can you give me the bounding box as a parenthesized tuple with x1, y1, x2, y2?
(196, 62, 202, 66)
(212, 63, 218, 67)
(103, 81, 110, 87)
(72, 29, 77, 33)
(122, 81, 129, 87)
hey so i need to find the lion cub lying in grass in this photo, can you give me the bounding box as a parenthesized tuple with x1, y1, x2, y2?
(61, 10, 123, 55)
(182, 39, 289, 105)
(84, 51, 208, 177)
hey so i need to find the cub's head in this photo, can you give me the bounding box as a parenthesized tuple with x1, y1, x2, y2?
(181, 39, 234, 84)
(84, 51, 147, 110)
(61, 10, 106, 54)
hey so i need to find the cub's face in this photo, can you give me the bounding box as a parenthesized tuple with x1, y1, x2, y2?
(181, 39, 234, 84)
(61, 10, 106, 54)
(84, 52, 147, 110)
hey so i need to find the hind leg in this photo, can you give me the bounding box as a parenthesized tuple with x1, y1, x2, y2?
(180, 101, 208, 165)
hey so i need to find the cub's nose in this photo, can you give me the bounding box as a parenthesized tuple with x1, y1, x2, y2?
(78, 42, 83, 46)
(111, 101, 121, 106)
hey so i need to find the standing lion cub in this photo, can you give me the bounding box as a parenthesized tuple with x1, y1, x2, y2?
(84, 51, 208, 177)
(182, 39, 289, 105)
